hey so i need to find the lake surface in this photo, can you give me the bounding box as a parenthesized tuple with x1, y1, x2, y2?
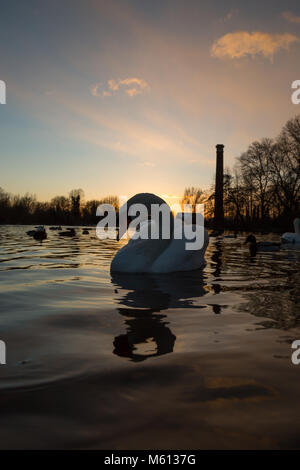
(0, 225, 300, 449)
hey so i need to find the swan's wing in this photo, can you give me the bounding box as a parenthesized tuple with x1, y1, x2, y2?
(111, 220, 170, 273)
(281, 232, 300, 243)
(151, 225, 209, 273)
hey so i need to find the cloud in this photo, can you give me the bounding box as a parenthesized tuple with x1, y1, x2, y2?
(107, 79, 119, 91)
(92, 77, 149, 98)
(219, 9, 238, 23)
(211, 31, 299, 61)
(282, 11, 300, 24)
(91, 83, 105, 97)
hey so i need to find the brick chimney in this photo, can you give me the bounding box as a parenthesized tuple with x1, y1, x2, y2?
(214, 144, 224, 230)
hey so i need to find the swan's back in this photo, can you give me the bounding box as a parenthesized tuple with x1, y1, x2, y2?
(151, 226, 209, 273)
(111, 220, 171, 273)
(111, 236, 171, 273)
(281, 218, 300, 243)
(111, 220, 209, 273)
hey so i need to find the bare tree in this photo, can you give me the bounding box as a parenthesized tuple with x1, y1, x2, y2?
(181, 187, 204, 212)
(238, 138, 274, 220)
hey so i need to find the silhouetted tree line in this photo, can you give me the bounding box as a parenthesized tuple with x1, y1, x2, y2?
(1, 115, 299, 230)
(183, 115, 300, 231)
(0, 188, 119, 225)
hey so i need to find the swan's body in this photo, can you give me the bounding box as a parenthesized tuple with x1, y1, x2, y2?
(281, 218, 300, 244)
(111, 193, 209, 274)
(112, 221, 209, 273)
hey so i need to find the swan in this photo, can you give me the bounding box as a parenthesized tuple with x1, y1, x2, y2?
(111, 193, 209, 273)
(281, 218, 300, 244)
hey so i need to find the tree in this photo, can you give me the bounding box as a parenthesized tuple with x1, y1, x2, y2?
(238, 138, 274, 220)
(181, 187, 204, 212)
(269, 116, 300, 216)
(69, 189, 84, 222)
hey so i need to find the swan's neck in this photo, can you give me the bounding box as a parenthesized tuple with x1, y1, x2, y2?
(294, 218, 300, 235)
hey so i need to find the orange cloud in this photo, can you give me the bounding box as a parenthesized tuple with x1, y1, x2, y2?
(211, 31, 299, 61)
(92, 77, 149, 97)
(282, 11, 300, 24)
(91, 83, 111, 97)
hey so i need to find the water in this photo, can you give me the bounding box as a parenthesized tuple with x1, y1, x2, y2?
(0, 225, 300, 449)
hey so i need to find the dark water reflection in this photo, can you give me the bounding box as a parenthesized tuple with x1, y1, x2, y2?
(111, 272, 207, 361)
(0, 225, 300, 449)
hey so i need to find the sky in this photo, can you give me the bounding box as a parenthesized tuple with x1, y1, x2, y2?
(0, 0, 300, 201)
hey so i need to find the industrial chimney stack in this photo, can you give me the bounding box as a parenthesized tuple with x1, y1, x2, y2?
(214, 144, 224, 230)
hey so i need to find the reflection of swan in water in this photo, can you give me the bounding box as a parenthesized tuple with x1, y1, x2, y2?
(113, 309, 176, 362)
(281, 218, 300, 244)
(111, 193, 209, 273)
(111, 271, 207, 362)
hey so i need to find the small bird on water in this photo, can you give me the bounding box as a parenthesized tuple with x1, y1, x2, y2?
(58, 228, 76, 237)
(26, 226, 47, 240)
(244, 234, 280, 256)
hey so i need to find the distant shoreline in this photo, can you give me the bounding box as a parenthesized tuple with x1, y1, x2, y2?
(0, 221, 291, 235)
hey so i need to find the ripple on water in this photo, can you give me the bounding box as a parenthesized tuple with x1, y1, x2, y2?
(0, 225, 299, 391)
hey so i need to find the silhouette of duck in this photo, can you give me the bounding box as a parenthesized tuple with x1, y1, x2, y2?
(58, 228, 76, 237)
(26, 226, 47, 240)
(281, 218, 300, 244)
(82, 229, 90, 235)
(244, 234, 280, 256)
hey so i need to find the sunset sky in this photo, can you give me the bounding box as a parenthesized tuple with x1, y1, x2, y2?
(0, 0, 300, 201)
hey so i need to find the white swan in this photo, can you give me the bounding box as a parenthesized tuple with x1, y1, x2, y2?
(281, 218, 300, 244)
(111, 193, 209, 273)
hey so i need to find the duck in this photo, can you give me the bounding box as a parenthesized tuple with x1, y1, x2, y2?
(26, 229, 36, 236)
(26, 226, 47, 240)
(110, 193, 209, 273)
(82, 229, 90, 235)
(244, 234, 280, 256)
(58, 228, 76, 237)
(281, 218, 300, 244)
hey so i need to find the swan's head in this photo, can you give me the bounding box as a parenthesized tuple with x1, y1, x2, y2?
(294, 218, 300, 235)
(117, 193, 173, 239)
